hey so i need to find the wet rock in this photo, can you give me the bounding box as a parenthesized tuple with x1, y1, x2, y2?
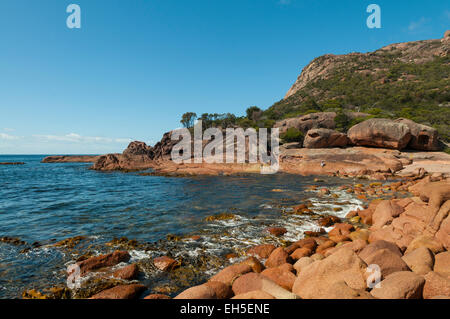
(22, 289, 50, 299)
(318, 215, 341, 227)
(266, 227, 287, 237)
(90, 284, 146, 299)
(265, 247, 291, 268)
(153, 256, 178, 271)
(423, 272, 450, 299)
(113, 264, 139, 280)
(209, 264, 253, 286)
(434, 252, 450, 278)
(204, 213, 235, 222)
(295, 238, 317, 251)
(166, 233, 182, 241)
(328, 223, 354, 243)
(285, 238, 317, 254)
(106, 236, 147, 250)
(247, 244, 276, 259)
(290, 247, 313, 261)
(144, 294, 171, 299)
(401, 247, 434, 276)
(370, 271, 425, 299)
(292, 248, 368, 299)
(225, 253, 238, 260)
(232, 273, 298, 299)
(304, 229, 326, 237)
(316, 239, 336, 254)
(174, 284, 217, 299)
(0, 236, 27, 246)
(74, 251, 131, 276)
(72, 276, 128, 299)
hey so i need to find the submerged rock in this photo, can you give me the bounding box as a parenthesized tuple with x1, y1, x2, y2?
(72, 251, 131, 276)
(153, 256, 178, 271)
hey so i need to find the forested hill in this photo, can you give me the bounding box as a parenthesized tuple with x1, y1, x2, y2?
(265, 31, 450, 141)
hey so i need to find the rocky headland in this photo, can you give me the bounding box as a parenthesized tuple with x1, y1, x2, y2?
(42, 113, 450, 180)
(29, 31, 450, 300)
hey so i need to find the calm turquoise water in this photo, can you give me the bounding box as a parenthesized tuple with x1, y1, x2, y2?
(0, 155, 364, 298)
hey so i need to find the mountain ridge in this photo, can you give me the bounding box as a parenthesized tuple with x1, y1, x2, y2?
(262, 31, 449, 141)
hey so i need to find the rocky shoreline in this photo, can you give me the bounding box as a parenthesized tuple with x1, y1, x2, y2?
(32, 116, 450, 299)
(18, 173, 449, 299)
(41, 116, 450, 179)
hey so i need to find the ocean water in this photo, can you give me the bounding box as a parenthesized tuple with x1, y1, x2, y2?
(0, 155, 365, 298)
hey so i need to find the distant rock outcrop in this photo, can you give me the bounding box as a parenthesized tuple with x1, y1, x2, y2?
(91, 141, 156, 171)
(122, 141, 154, 157)
(303, 128, 348, 149)
(274, 112, 337, 135)
(41, 155, 100, 163)
(151, 131, 179, 161)
(285, 32, 450, 100)
(347, 118, 412, 150)
(395, 118, 441, 151)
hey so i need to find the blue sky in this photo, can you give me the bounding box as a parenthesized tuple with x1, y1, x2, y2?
(0, 0, 448, 154)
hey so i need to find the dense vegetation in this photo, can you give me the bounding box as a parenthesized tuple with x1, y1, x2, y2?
(266, 53, 450, 142)
(181, 42, 450, 144)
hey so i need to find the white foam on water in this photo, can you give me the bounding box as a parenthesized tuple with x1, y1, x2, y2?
(129, 249, 152, 262)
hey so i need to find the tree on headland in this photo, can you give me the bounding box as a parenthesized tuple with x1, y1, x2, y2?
(246, 106, 262, 122)
(180, 112, 197, 128)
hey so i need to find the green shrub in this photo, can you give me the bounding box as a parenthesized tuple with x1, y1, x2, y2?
(281, 128, 304, 143)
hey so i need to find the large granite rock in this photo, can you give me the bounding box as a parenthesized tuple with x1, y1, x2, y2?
(303, 128, 349, 149)
(395, 118, 440, 151)
(123, 141, 154, 157)
(274, 112, 336, 135)
(347, 118, 412, 150)
(292, 248, 368, 299)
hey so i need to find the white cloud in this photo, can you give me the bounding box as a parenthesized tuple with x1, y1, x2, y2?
(408, 17, 428, 32)
(32, 133, 133, 144)
(0, 133, 20, 140)
(3, 128, 15, 132)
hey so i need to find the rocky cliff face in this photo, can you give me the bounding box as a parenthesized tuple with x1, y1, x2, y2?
(269, 31, 450, 142)
(285, 32, 449, 99)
